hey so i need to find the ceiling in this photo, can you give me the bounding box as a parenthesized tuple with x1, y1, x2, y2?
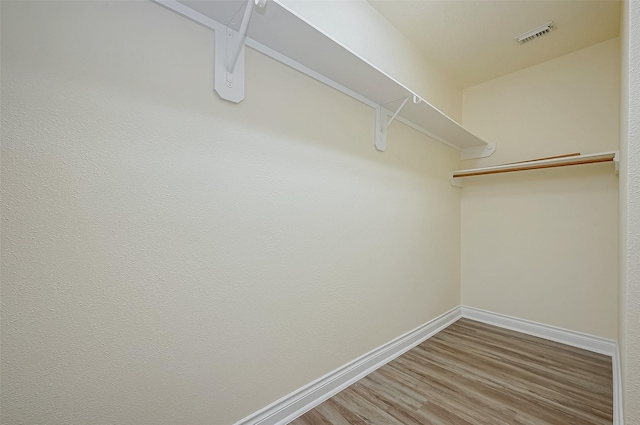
(368, 0, 621, 88)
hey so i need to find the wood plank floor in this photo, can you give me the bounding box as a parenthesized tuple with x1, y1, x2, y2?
(290, 318, 613, 425)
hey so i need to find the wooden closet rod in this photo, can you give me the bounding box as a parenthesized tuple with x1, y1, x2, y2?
(454, 155, 614, 178)
(449, 151, 619, 187)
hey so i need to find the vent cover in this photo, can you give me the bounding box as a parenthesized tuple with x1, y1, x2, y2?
(515, 21, 554, 44)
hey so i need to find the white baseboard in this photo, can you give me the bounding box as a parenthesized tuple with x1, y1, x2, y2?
(232, 306, 462, 425)
(613, 347, 625, 425)
(460, 306, 617, 355)
(461, 305, 623, 425)
(233, 305, 623, 425)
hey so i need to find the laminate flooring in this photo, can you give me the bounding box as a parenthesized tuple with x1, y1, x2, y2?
(289, 318, 613, 425)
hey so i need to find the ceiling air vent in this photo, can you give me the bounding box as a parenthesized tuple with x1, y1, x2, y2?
(515, 22, 554, 45)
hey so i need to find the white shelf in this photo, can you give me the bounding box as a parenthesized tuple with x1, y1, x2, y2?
(154, 0, 494, 157)
(449, 151, 619, 187)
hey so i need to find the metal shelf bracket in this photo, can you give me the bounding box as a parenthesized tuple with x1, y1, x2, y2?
(214, 0, 267, 103)
(375, 96, 419, 152)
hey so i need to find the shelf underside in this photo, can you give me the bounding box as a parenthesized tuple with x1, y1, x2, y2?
(172, 0, 490, 151)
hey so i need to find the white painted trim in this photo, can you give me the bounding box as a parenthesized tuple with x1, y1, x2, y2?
(232, 306, 462, 425)
(613, 347, 625, 425)
(461, 306, 617, 355)
(461, 306, 623, 425)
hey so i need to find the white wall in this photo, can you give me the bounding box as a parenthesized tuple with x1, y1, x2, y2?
(462, 39, 620, 168)
(619, 0, 640, 421)
(279, 0, 463, 123)
(461, 39, 620, 339)
(0, 2, 461, 424)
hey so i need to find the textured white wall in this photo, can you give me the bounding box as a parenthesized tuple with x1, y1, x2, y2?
(278, 0, 463, 123)
(0, 2, 461, 424)
(461, 40, 620, 339)
(620, 0, 640, 421)
(462, 39, 620, 168)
